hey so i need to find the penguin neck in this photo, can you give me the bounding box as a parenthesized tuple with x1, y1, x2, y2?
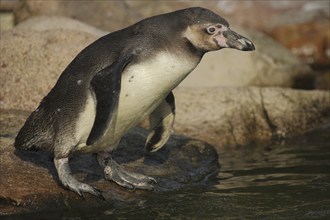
(183, 37, 206, 58)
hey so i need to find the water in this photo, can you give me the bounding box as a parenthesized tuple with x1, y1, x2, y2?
(6, 127, 330, 219)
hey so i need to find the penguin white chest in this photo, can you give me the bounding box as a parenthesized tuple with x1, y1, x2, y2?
(116, 52, 197, 132)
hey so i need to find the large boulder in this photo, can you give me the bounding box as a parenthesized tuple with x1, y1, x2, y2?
(0, 109, 219, 215)
(173, 87, 330, 147)
(0, 17, 109, 111)
(15, 15, 108, 36)
(266, 17, 329, 67)
(13, 0, 185, 32)
(0, 28, 99, 111)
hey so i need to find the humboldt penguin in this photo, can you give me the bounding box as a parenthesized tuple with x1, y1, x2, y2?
(15, 7, 255, 198)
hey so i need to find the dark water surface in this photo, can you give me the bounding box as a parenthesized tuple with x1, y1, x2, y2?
(6, 127, 330, 219)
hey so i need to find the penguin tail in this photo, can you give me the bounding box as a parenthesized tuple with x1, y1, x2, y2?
(15, 126, 41, 152)
(14, 109, 51, 152)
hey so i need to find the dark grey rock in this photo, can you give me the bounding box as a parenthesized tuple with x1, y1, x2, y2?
(0, 110, 219, 215)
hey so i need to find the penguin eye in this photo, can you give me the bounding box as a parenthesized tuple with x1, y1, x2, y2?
(206, 27, 216, 34)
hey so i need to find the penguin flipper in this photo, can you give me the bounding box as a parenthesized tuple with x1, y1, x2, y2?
(87, 55, 133, 145)
(145, 92, 175, 152)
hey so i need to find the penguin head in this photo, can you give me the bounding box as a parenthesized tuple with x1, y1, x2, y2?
(181, 7, 255, 52)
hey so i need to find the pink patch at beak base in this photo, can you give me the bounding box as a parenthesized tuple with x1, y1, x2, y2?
(213, 34, 229, 48)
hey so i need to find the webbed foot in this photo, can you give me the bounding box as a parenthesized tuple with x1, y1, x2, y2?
(62, 176, 104, 199)
(54, 157, 105, 199)
(103, 158, 156, 190)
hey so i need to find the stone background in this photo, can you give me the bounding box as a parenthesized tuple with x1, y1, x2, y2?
(0, 0, 329, 215)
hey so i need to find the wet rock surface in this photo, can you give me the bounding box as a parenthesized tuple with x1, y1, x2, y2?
(1, 87, 328, 215)
(0, 110, 219, 215)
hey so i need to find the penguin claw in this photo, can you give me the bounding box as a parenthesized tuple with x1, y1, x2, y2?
(92, 187, 106, 200)
(149, 177, 157, 184)
(68, 182, 104, 199)
(79, 191, 85, 199)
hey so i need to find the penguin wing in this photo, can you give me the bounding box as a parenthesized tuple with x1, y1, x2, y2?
(145, 92, 175, 152)
(87, 54, 133, 145)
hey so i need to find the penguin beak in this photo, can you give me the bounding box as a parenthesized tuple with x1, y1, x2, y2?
(214, 28, 255, 51)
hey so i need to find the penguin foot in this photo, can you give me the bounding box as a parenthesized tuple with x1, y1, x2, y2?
(64, 176, 104, 199)
(104, 159, 156, 190)
(54, 157, 105, 199)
